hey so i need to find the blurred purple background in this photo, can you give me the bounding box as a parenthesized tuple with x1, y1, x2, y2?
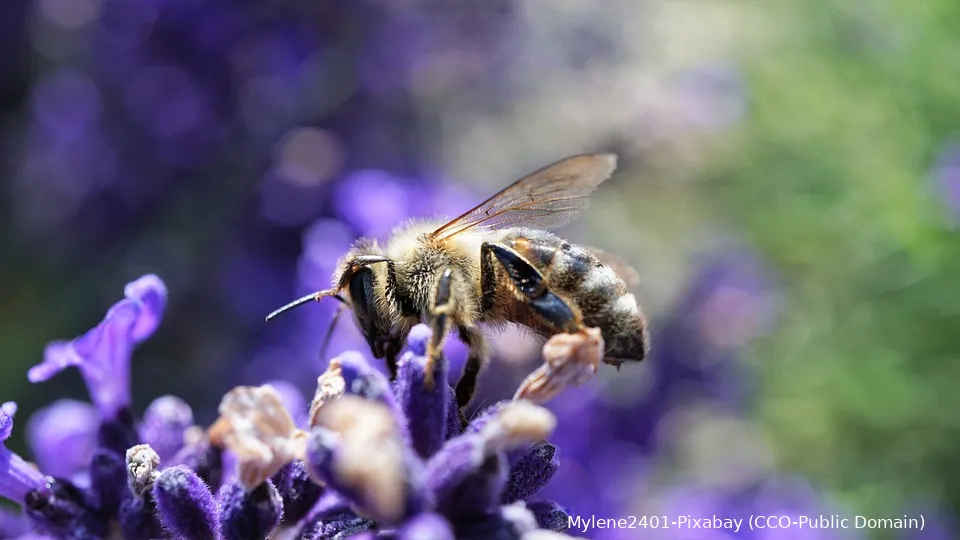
(3, 1, 958, 539)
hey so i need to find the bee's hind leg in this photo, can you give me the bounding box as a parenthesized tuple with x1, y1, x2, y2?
(482, 242, 584, 333)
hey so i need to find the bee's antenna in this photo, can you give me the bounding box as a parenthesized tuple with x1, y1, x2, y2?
(265, 290, 345, 321)
(318, 302, 346, 362)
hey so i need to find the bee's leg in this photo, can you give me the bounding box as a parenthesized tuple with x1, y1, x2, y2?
(424, 268, 456, 389)
(454, 325, 488, 410)
(481, 242, 584, 333)
(380, 337, 403, 380)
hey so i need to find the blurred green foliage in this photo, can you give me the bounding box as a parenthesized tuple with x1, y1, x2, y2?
(705, 0, 960, 525)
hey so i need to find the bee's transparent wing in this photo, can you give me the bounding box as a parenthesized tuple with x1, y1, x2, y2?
(430, 153, 618, 240)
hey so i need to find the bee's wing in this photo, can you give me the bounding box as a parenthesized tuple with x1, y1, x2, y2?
(585, 246, 640, 289)
(430, 153, 618, 240)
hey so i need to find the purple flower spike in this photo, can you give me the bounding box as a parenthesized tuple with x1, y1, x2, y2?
(398, 512, 454, 540)
(425, 435, 506, 518)
(89, 449, 125, 518)
(463, 401, 510, 435)
(446, 387, 463, 438)
(169, 437, 224, 490)
(336, 353, 408, 431)
(298, 508, 375, 540)
(1, 404, 47, 505)
(217, 480, 283, 540)
(119, 492, 163, 540)
(526, 501, 570, 532)
(396, 324, 449, 459)
(24, 478, 101, 538)
(153, 465, 219, 540)
(502, 442, 559, 504)
(429, 401, 558, 519)
(26, 400, 98, 479)
(271, 460, 324, 525)
(28, 275, 168, 421)
(140, 395, 194, 463)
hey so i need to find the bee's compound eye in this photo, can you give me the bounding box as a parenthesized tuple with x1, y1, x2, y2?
(348, 267, 382, 351)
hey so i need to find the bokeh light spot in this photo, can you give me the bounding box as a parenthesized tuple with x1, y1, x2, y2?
(126, 66, 201, 137)
(31, 68, 101, 140)
(38, 0, 102, 29)
(274, 128, 344, 187)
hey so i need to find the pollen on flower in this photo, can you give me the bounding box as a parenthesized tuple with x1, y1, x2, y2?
(126, 444, 160, 498)
(515, 327, 604, 404)
(208, 385, 307, 491)
(309, 357, 346, 428)
(479, 401, 557, 454)
(312, 394, 407, 523)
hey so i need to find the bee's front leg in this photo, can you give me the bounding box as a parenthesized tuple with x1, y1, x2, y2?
(424, 268, 456, 390)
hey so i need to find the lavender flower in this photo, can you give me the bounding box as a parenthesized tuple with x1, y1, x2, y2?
(139, 396, 194, 464)
(153, 466, 219, 539)
(28, 275, 167, 420)
(1, 274, 579, 539)
(1, 403, 47, 504)
(300, 326, 571, 538)
(25, 400, 99, 481)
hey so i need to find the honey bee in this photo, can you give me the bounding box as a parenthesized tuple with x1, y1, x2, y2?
(267, 154, 650, 409)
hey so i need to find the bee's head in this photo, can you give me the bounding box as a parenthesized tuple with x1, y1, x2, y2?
(265, 242, 399, 361)
(337, 249, 395, 359)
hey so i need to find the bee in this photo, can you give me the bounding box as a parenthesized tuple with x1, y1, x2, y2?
(267, 153, 650, 410)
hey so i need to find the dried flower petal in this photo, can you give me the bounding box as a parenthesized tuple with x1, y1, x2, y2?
(264, 379, 308, 428)
(125, 444, 160, 498)
(309, 358, 345, 428)
(208, 385, 307, 490)
(153, 466, 219, 540)
(28, 275, 167, 420)
(139, 395, 194, 464)
(330, 352, 410, 444)
(500, 501, 540, 534)
(514, 328, 604, 404)
(306, 395, 417, 524)
(218, 480, 283, 540)
(478, 401, 557, 454)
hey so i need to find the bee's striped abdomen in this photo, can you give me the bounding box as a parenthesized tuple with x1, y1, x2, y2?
(503, 229, 650, 363)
